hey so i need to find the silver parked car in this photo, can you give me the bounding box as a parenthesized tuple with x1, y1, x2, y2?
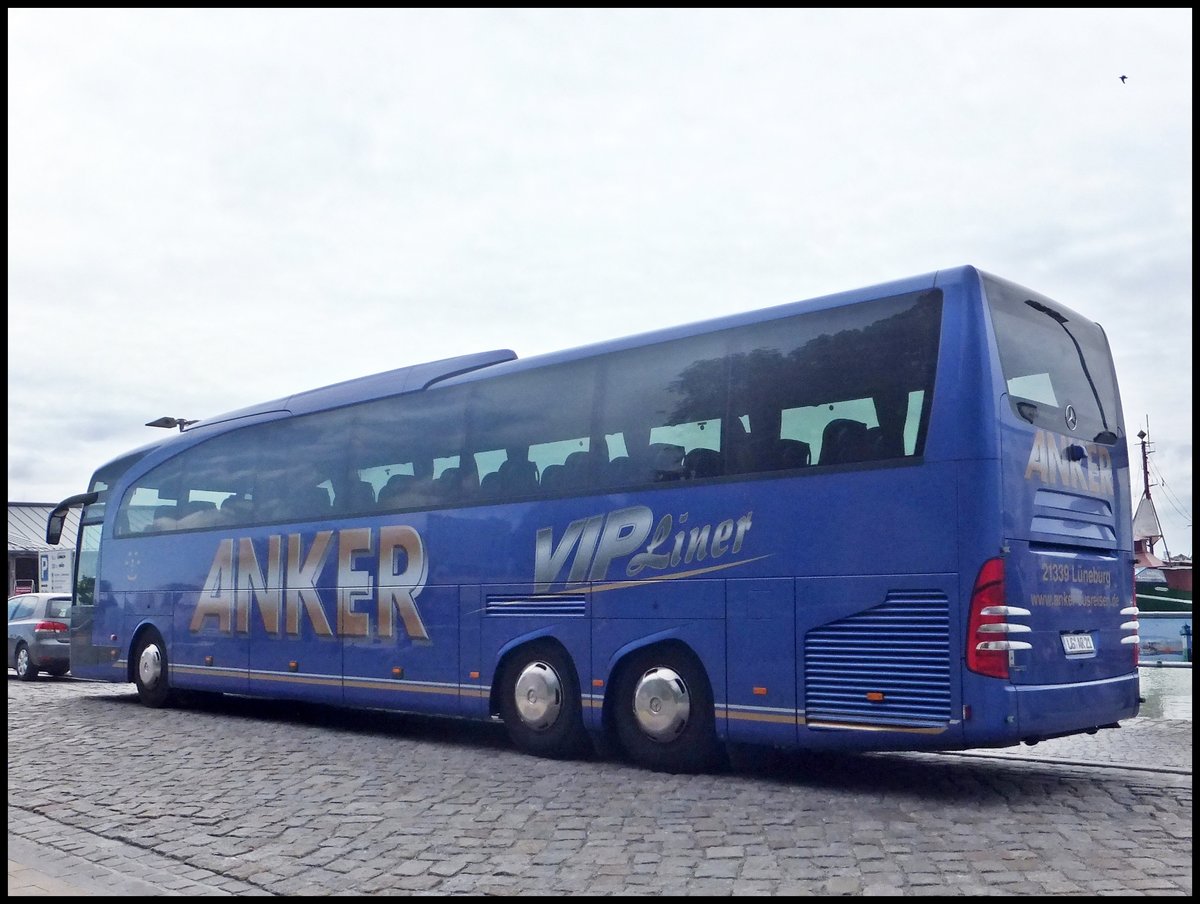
(8, 592, 72, 680)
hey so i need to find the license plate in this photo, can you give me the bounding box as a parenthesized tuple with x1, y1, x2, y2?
(1061, 633, 1095, 655)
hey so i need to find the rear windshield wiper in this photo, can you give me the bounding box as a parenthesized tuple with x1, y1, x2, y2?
(1024, 299, 1110, 433)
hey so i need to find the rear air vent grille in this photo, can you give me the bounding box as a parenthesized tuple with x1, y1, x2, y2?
(805, 592, 951, 728)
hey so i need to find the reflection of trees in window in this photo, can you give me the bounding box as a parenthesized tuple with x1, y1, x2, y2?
(111, 291, 945, 521)
(666, 355, 730, 425)
(728, 348, 787, 419)
(668, 291, 942, 433)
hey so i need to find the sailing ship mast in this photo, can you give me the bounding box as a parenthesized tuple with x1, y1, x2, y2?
(1132, 422, 1168, 564)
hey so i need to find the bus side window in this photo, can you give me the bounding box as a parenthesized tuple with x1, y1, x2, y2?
(343, 479, 377, 512)
(321, 476, 374, 513)
(456, 456, 480, 499)
(478, 455, 538, 499)
(220, 495, 254, 525)
(498, 456, 539, 496)
(378, 474, 416, 509)
(297, 486, 332, 517)
(540, 464, 567, 494)
(255, 476, 328, 522)
(433, 463, 478, 503)
(865, 426, 903, 459)
(728, 416, 805, 474)
(174, 500, 220, 529)
(870, 388, 912, 459)
(151, 505, 179, 530)
(562, 449, 601, 491)
(683, 448, 723, 479)
(604, 455, 640, 487)
(776, 439, 810, 469)
(819, 419, 870, 466)
(647, 443, 685, 482)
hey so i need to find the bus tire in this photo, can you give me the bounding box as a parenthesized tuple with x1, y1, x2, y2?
(611, 645, 724, 774)
(15, 643, 39, 681)
(133, 630, 173, 708)
(498, 641, 590, 760)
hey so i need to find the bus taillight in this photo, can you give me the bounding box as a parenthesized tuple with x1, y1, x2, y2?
(1124, 569, 1140, 667)
(966, 557, 1032, 679)
(1131, 567, 1139, 666)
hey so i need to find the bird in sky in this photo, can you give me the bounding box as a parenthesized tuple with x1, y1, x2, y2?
(1120, 75, 1128, 83)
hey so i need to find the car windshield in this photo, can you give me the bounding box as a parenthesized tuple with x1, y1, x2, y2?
(46, 598, 72, 618)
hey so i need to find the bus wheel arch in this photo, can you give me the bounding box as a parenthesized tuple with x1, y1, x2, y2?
(605, 640, 725, 774)
(130, 626, 174, 708)
(494, 637, 590, 760)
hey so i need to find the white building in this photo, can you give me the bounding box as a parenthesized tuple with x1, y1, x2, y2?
(7, 502, 81, 596)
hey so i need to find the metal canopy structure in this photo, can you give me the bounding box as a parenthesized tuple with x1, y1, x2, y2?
(8, 502, 80, 596)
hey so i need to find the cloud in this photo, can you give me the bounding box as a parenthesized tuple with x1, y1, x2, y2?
(7, 9, 1192, 553)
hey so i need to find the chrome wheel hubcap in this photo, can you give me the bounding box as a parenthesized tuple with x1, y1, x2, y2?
(139, 644, 163, 688)
(632, 667, 690, 742)
(513, 661, 563, 731)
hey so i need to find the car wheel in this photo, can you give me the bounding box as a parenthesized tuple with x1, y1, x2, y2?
(611, 645, 724, 774)
(15, 643, 39, 681)
(498, 640, 590, 759)
(133, 630, 173, 708)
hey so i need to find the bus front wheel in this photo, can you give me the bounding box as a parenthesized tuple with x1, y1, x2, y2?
(611, 646, 724, 774)
(498, 641, 590, 760)
(133, 631, 173, 708)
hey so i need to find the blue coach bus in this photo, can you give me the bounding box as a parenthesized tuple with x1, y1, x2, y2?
(47, 265, 1140, 773)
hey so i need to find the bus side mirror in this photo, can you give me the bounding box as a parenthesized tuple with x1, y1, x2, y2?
(47, 510, 66, 546)
(46, 491, 99, 545)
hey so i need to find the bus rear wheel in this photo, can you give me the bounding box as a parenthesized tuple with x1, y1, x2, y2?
(133, 630, 173, 708)
(498, 641, 590, 759)
(611, 646, 724, 774)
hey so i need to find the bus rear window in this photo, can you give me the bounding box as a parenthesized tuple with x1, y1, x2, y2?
(984, 274, 1122, 444)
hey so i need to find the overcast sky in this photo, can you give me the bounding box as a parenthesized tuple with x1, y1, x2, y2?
(8, 9, 1193, 555)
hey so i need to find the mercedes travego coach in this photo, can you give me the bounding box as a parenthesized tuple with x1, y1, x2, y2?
(47, 265, 1139, 773)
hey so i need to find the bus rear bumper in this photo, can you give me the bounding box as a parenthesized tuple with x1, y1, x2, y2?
(1012, 672, 1140, 741)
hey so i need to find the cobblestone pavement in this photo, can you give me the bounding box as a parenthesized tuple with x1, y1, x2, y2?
(8, 675, 1192, 896)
